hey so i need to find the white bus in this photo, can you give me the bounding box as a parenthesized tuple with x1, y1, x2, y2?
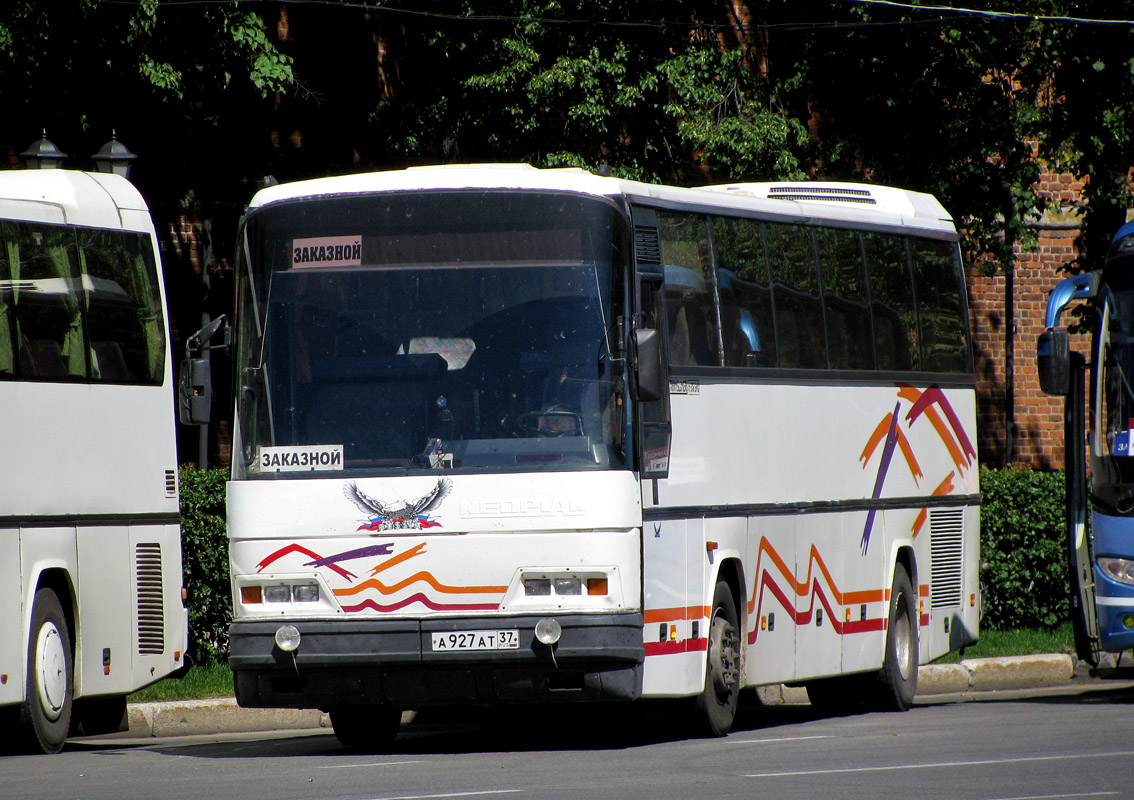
(0, 170, 188, 754)
(200, 164, 979, 746)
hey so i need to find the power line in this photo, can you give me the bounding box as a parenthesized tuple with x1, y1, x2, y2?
(845, 0, 1134, 25)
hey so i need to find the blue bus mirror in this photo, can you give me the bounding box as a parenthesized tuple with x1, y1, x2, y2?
(1037, 328, 1070, 396)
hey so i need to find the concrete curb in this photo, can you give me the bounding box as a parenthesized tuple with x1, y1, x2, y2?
(122, 654, 1081, 738)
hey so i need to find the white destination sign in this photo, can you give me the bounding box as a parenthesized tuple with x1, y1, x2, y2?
(292, 236, 362, 268)
(258, 444, 343, 472)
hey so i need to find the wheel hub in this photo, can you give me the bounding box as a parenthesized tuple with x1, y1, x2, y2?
(709, 615, 739, 696)
(35, 622, 67, 721)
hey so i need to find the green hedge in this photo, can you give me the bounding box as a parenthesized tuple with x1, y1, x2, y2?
(179, 465, 231, 666)
(175, 465, 1073, 664)
(979, 467, 1069, 629)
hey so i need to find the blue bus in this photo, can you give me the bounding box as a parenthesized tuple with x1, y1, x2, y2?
(1038, 220, 1134, 665)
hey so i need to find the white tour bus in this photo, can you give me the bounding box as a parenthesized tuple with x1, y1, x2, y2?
(0, 170, 188, 754)
(197, 164, 979, 746)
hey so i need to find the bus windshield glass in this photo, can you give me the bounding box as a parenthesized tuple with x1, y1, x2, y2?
(234, 190, 628, 478)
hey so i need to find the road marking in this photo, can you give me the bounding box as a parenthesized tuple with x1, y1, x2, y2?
(744, 750, 1134, 778)
(318, 761, 424, 770)
(983, 793, 1120, 800)
(729, 735, 833, 745)
(359, 792, 522, 800)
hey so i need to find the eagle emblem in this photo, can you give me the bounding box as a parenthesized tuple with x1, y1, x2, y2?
(344, 478, 452, 531)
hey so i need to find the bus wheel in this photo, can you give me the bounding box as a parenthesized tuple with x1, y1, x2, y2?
(868, 565, 918, 711)
(694, 580, 741, 737)
(330, 707, 401, 751)
(18, 588, 73, 754)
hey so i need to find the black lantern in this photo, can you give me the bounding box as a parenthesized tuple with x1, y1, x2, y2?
(20, 130, 67, 169)
(92, 131, 137, 178)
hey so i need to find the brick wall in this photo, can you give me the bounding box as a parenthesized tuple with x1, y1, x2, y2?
(968, 170, 1092, 470)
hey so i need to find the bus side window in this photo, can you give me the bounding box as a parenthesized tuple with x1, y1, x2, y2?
(711, 216, 776, 368)
(817, 228, 873, 370)
(0, 224, 14, 376)
(766, 222, 824, 369)
(864, 232, 917, 371)
(5, 221, 87, 381)
(911, 239, 970, 372)
(657, 211, 718, 367)
(78, 229, 166, 384)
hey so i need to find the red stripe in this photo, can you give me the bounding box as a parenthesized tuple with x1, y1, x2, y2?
(341, 594, 499, 613)
(644, 639, 709, 657)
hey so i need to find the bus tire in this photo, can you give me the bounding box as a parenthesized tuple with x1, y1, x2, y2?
(869, 565, 918, 711)
(18, 588, 73, 754)
(330, 707, 401, 751)
(693, 580, 741, 737)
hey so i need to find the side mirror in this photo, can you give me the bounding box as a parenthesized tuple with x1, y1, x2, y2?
(634, 328, 664, 402)
(1037, 328, 1070, 396)
(178, 357, 212, 425)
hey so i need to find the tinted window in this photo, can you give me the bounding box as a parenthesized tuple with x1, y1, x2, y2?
(712, 217, 776, 367)
(78, 229, 166, 384)
(817, 228, 873, 370)
(911, 239, 970, 372)
(658, 212, 718, 367)
(766, 223, 824, 369)
(864, 233, 917, 371)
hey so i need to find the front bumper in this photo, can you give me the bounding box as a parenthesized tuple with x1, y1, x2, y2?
(230, 612, 643, 709)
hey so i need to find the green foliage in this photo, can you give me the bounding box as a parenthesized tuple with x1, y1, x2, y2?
(980, 468, 1070, 629)
(179, 465, 231, 666)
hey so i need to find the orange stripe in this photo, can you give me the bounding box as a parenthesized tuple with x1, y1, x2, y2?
(843, 589, 886, 604)
(370, 542, 427, 576)
(932, 472, 955, 496)
(860, 413, 893, 466)
(912, 507, 928, 538)
(335, 571, 506, 597)
(748, 537, 888, 614)
(643, 605, 711, 624)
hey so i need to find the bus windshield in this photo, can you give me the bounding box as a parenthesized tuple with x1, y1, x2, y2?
(234, 190, 629, 477)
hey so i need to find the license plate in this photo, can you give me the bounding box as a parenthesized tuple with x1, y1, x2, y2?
(431, 629, 520, 652)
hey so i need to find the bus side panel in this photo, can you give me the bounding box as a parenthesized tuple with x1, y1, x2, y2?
(918, 503, 980, 661)
(838, 511, 889, 676)
(793, 514, 845, 681)
(0, 529, 23, 706)
(641, 518, 703, 697)
(744, 516, 797, 686)
(129, 524, 189, 691)
(75, 527, 133, 697)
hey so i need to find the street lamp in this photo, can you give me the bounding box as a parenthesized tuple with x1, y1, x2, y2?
(92, 131, 137, 178)
(20, 130, 67, 169)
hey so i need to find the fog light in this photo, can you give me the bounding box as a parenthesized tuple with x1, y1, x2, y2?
(1124, 615, 1134, 630)
(554, 578, 582, 595)
(524, 578, 551, 596)
(275, 624, 301, 652)
(264, 585, 291, 603)
(292, 583, 319, 603)
(535, 617, 562, 645)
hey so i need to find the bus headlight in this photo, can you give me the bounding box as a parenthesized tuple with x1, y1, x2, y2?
(1098, 556, 1134, 585)
(263, 585, 291, 603)
(292, 583, 320, 603)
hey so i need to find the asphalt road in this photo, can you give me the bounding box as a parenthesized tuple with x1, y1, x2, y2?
(7, 683, 1134, 800)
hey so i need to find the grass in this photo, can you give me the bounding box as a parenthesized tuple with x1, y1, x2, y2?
(934, 621, 1076, 663)
(126, 625, 1077, 702)
(127, 662, 234, 703)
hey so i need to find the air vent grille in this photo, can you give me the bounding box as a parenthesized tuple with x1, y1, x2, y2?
(634, 225, 662, 266)
(136, 543, 166, 655)
(165, 469, 178, 498)
(929, 509, 964, 609)
(768, 185, 877, 205)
